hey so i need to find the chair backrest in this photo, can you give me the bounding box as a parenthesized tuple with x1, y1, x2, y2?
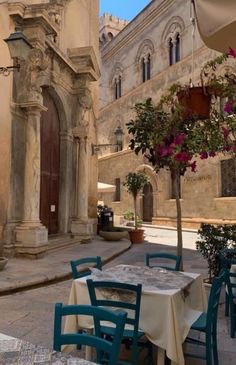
(87, 279, 142, 365)
(53, 303, 127, 365)
(70, 256, 102, 279)
(219, 248, 236, 270)
(145, 252, 181, 271)
(206, 270, 226, 335)
(223, 267, 236, 300)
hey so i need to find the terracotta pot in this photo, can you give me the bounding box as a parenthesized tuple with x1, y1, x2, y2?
(177, 86, 211, 120)
(128, 229, 144, 244)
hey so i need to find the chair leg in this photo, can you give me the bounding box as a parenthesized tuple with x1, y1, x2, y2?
(212, 332, 219, 365)
(230, 304, 236, 338)
(225, 292, 229, 317)
(206, 336, 212, 365)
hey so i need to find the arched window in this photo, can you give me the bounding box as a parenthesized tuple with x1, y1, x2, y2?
(142, 54, 151, 83)
(115, 76, 122, 100)
(175, 33, 180, 63)
(169, 39, 174, 66)
(136, 39, 154, 83)
(147, 54, 151, 80)
(108, 32, 114, 41)
(142, 57, 146, 82)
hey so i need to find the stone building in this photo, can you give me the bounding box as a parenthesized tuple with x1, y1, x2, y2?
(0, 0, 100, 257)
(98, 0, 236, 229)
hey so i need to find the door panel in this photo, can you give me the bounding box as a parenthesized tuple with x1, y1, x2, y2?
(143, 182, 153, 222)
(40, 89, 60, 234)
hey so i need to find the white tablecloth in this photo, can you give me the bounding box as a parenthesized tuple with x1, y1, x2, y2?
(64, 265, 207, 365)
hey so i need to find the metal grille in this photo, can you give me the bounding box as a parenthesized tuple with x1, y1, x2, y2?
(221, 159, 236, 197)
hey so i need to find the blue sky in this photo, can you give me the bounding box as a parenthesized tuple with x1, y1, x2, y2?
(100, 0, 151, 21)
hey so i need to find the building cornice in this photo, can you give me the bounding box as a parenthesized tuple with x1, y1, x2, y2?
(101, 0, 175, 63)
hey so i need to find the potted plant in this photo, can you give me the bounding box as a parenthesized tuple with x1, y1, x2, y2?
(175, 51, 236, 121)
(123, 172, 148, 244)
(196, 223, 236, 283)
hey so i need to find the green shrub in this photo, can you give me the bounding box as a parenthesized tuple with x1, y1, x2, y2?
(196, 223, 236, 282)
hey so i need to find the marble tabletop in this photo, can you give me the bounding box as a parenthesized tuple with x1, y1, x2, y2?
(0, 334, 98, 365)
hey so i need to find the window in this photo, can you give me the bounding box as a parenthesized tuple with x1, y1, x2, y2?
(221, 159, 236, 197)
(142, 54, 151, 82)
(175, 33, 180, 63)
(169, 39, 174, 66)
(169, 35, 180, 66)
(136, 39, 154, 83)
(114, 178, 121, 201)
(142, 57, 146, 82)
(115, 76, 121, 99)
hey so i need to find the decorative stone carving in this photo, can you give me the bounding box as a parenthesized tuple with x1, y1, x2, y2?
(74, 89, 93, 127)
(18, 48, 49, 105)
(161, 16, 185, 45)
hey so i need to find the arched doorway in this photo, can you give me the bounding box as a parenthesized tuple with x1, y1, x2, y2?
(40, 89, 60, 234)
(143, 182, 153, 222)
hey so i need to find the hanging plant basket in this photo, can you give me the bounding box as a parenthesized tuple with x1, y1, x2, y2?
(177, 86, 211, 121)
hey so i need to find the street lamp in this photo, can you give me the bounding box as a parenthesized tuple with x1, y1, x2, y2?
(1, 28, 32, 76)
(92, 126, 124, 155)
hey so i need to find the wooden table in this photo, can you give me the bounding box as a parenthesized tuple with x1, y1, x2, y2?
(64, 264, 207, 365)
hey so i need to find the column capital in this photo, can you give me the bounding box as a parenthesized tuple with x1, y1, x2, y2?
(18, 101, 47, 113)
(72, 125, 89, 139)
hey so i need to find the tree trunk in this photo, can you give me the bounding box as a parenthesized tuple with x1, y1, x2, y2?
(134, 196, 138, 230)
(172, 170, 183, 270)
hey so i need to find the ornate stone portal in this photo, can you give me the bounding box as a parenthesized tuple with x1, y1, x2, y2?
(0, 0, 100, 257)
(14, 49, 49, 257)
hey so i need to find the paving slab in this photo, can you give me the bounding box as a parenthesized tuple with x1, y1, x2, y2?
(0, 236, 131, 295)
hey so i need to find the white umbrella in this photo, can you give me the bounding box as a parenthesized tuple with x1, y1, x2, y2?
(97, 182, 116, 193)
(193, 0, 236, 53)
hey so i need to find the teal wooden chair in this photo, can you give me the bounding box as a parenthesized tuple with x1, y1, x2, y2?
(53, 303, 127, 365)
(87, 279, 153, 365)
(184, 270, 226, 365)
(70, 256, 102, 279)
(218, 248, 236, 325)
(145, 252, 181, 271)
(224, 269, 236, 338)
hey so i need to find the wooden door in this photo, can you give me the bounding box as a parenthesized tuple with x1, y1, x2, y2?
(143, 182, 153, 222)
(40, 89, 60, 234)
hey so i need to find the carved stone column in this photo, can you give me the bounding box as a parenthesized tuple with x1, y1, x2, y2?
(71, 125, 93, 237)
(14, 103, 48, 256)
(14, 48, 49, 257)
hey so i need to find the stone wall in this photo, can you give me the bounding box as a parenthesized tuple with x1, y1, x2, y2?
(98, 0, 236, 228)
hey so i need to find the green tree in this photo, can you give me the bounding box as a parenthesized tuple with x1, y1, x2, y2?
(126, 72, 236, 267)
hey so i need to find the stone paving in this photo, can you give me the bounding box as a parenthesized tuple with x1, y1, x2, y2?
(0, 227, 235, 364)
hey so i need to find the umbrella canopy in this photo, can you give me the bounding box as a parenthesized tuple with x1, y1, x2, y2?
(97, 182, 116, 193)
(193, 0, 236, 53)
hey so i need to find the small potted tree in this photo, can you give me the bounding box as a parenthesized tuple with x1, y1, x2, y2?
(123, 172, 148, 244)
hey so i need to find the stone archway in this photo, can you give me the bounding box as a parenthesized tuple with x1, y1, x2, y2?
(135, 164, 158, 222)
(40, 88, 60, 234)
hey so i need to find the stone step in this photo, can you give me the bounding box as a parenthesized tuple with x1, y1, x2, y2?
(47, 234, 82, 253)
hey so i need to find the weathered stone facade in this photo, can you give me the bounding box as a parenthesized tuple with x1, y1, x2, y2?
(0, 0, 100, 256)
(98, 0, 236, 228)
